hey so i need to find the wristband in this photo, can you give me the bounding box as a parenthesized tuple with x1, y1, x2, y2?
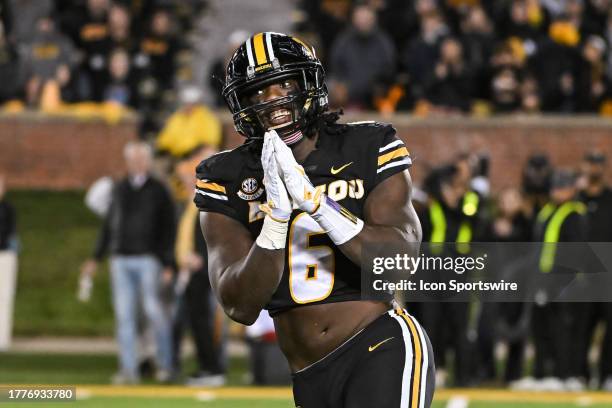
(255, 215, 289, 249)
(311, 195, 364, 245)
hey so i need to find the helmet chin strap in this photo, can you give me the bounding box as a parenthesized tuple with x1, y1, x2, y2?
(280, 129, 304, 145)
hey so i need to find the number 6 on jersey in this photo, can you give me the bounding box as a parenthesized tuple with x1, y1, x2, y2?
(288, 213, 335, 304)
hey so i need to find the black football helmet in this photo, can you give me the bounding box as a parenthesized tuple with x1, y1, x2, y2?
(222, 32, 328, 145)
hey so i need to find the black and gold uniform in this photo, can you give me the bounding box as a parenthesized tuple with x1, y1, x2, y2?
(195, 121, 408, 315)
(195, 121, 435, 408)
(198, 31, 435, 408)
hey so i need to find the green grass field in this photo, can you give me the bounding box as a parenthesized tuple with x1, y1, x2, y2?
(8, 190, 115, 336)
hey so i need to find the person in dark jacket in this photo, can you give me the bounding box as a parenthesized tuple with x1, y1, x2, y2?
(329, 3, 396, 109)
(576, 151, 612, 389)
(418, 164, 483, 387)
(80, 141, 176, 384)
(531, 169, 587, 388)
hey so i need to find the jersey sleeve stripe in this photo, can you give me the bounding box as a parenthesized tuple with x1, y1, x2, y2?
(377, 158, 411, 174)
(195, 189, 228, 201)
(378, 146, 409, 166)
(196, 180, 227, 194)
(379, 139, 404, 153)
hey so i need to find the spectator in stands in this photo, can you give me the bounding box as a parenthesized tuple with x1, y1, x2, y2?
(584, 0, 611, 34)
(21, 16, 78, 107)
(565, 0, 601, 37)
(105, 3, 133, 53)
(133, 8, 182, 135)
(74, 0, 110, 53)
(460, 6, 495, 100)
(499, 0, 547, 41)
(80, 141, 176, 384)
(0, 21, 25, 103)
(156, 84, 222, 158)
(574, 35, 610, 112)
(489, 42, 524, 112)
(74, 0, 111, 101)
(520, 73, 542, 113)
(401, 10, 449, 102)
(328, 2, 396, 109)
(531, 15, 582, 112)
(135, 8, 180, 94)
(299, 0, 351, 62)
(5, 0, 53, 45)
(423, 36, 474, 113)
(102, 48, 136, 107)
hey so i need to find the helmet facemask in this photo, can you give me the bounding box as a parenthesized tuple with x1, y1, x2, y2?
(224, 66, 327, 145)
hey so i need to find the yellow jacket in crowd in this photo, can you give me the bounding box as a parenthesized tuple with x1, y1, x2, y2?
(157, 105, 222, 156)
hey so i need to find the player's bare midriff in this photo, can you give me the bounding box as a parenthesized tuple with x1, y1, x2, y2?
(273, 300, 391, 372)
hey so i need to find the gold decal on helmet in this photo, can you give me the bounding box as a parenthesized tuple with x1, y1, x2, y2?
(253, 33, 267, 65)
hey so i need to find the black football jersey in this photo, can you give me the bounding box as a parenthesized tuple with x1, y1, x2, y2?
(194, 122, 412, 316)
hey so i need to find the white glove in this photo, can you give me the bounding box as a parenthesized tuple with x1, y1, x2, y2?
(255, 132, 292, 250)
(269, 130, 322, 214)
(270, 130, 363, 245)
(260, 131, 292, 222)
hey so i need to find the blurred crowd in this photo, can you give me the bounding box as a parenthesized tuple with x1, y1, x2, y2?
(2, 0, 611, 125)
(409, 149, 612, 391)
(0, 0, 206, 135)
(295, 0, 612, 115)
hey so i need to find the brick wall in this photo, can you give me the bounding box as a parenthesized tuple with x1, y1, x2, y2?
(1, 112, 610, 190)
(222, 114, 612, 190)
(0, 113, 137, 189)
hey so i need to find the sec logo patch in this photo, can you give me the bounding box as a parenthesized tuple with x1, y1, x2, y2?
(238, 177, 264, 200)
(241, 178, 258, 194)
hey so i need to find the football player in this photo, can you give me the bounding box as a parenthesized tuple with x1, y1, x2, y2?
(195, 32, 435, 407)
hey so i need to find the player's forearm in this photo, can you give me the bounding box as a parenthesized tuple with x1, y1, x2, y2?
(339, 223, 421, 265)
(217, 245, 285, 325)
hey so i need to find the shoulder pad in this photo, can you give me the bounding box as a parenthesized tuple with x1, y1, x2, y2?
(344, 121, 396, 138)
(195, 145, 252, 183)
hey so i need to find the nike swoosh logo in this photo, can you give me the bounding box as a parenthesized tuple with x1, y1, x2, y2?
(331, 162, 353, 175)
(368, 336, 394, 352)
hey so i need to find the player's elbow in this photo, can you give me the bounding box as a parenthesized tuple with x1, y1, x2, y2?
(224, 305, 259, 326)
(218, 289, 260, 325)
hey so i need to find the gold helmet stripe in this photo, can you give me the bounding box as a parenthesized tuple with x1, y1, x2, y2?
(253, 32, 267, 65)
